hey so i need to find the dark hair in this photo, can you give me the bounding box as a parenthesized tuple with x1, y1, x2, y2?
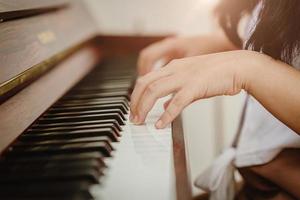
(216, 0, 300, 64)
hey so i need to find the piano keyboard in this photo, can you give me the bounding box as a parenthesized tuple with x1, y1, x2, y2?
(0, 56, 176, 200)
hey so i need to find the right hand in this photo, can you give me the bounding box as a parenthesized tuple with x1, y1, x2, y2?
(137, 35, 228, 75)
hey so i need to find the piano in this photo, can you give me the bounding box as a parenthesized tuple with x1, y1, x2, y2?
(0, 1, 192, 199)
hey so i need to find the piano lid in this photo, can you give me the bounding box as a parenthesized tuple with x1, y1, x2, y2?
(0, 0, 98, 101)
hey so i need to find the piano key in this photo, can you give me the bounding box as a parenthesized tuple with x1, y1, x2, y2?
(28, 123, 121, 137)
(0, 180, 93, 200)
(57, 95, 129, 104)
(2, 152, 105, 166)
(80, 79, 133, 86)
(72, 83, 132, 92)
(69, 88, 129, 94)
(38, 113, 125, 125)
(8, 141, 113, 157)
(0, 152, 107, 171)
(0, 169, 101, 186)
(43, 109, 126, 121)
(55, 99, 129, 110)
(15, 136, 114, 148)
(48, 103, 128, 114)
(0, 159, 103, 177)
(22, 127, 119, 142)
(31, 119, 122, 131)
(0, 160, 103, 184)
(62, 91, 130, 101)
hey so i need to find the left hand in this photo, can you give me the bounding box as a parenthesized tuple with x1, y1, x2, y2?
(130, 50, 260, 129)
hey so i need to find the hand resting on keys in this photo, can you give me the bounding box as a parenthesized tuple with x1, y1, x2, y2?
(130, 50, 269, 129)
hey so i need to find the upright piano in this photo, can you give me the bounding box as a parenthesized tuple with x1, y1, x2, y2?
(0, 1, 192, 199)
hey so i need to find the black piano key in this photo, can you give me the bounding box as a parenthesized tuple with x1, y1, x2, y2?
(0, 160, 103, 183)
(58, 95, 129, 103)
(71, 85, 131, 94)
(79, 79, 133, 87)
(43, 109, 126, 121)
(31, 119, 122, 131)
(0, 180, 93, 200)
(21, 128, 119, 142)
(38, 113, 125, 125)
(69, 83, 131, 91)
(2, 152, 105, 166)
(62, 91, 130, 101)
(54, 100, 129, 111)
(15, 136, 114, 148)
(0, 157, 106, 176)
(8, 141, 113, 157)
(0, 169, 101, 186)
(57, 96, 129, 108)
(49, 103, 128, 114)
(0, 159, 102, 176)
(28, 123, 121, 137)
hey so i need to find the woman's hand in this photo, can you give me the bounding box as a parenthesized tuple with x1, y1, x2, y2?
(130, 50, 261, 129)
(137, 35, 238, 75)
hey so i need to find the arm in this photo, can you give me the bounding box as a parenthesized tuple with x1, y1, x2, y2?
(137, 31, 238, 75)
(243, 53, 300, 133)
(130, 50, 300, 133)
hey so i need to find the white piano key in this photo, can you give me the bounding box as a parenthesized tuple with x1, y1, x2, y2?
(91, 97, 176, 200)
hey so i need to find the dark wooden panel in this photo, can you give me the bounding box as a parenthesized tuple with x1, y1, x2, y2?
(0, 0, 97, 97)
(96, 35, 170, 57)
(172, 115, 193, 200)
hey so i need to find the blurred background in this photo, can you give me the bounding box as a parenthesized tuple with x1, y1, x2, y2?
(84, 0, 245, 195)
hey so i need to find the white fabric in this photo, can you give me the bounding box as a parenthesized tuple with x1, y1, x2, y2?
(195, 1, 300, 199)
(235, 95, 300, 167)
(194, 148, 236, 200)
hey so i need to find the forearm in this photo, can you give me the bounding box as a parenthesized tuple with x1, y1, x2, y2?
(181, 31, 240, 57)
(177, 31, 240, 58)
(204, 31, 240, 53)
(242, 51, 300, 133)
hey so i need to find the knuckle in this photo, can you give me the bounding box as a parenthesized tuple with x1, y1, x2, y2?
(169, 59, 177, 65)
(172, 96, 184, 108)
(136, 77, 145, 87)
(168, 58, 181, 67)
(139, 50, 150, 62)
(139, 49, 147, 57)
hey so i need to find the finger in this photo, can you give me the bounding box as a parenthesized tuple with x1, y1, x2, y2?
(155, 90, 193, 129)
(135, 76, 180, 124)
(163, 98, 172, 110)
(137, 42, 175, 76)
(130, 69, 171, 119)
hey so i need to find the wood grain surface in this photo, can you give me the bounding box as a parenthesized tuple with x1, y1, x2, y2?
(0, 0, 97, 90)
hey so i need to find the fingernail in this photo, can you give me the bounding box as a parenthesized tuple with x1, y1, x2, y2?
(156, 120, 163, 129)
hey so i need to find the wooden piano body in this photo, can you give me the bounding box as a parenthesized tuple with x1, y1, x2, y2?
(0, 1, 192, 199)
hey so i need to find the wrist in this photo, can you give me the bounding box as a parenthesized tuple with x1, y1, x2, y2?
(239, 50, 275, 93)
